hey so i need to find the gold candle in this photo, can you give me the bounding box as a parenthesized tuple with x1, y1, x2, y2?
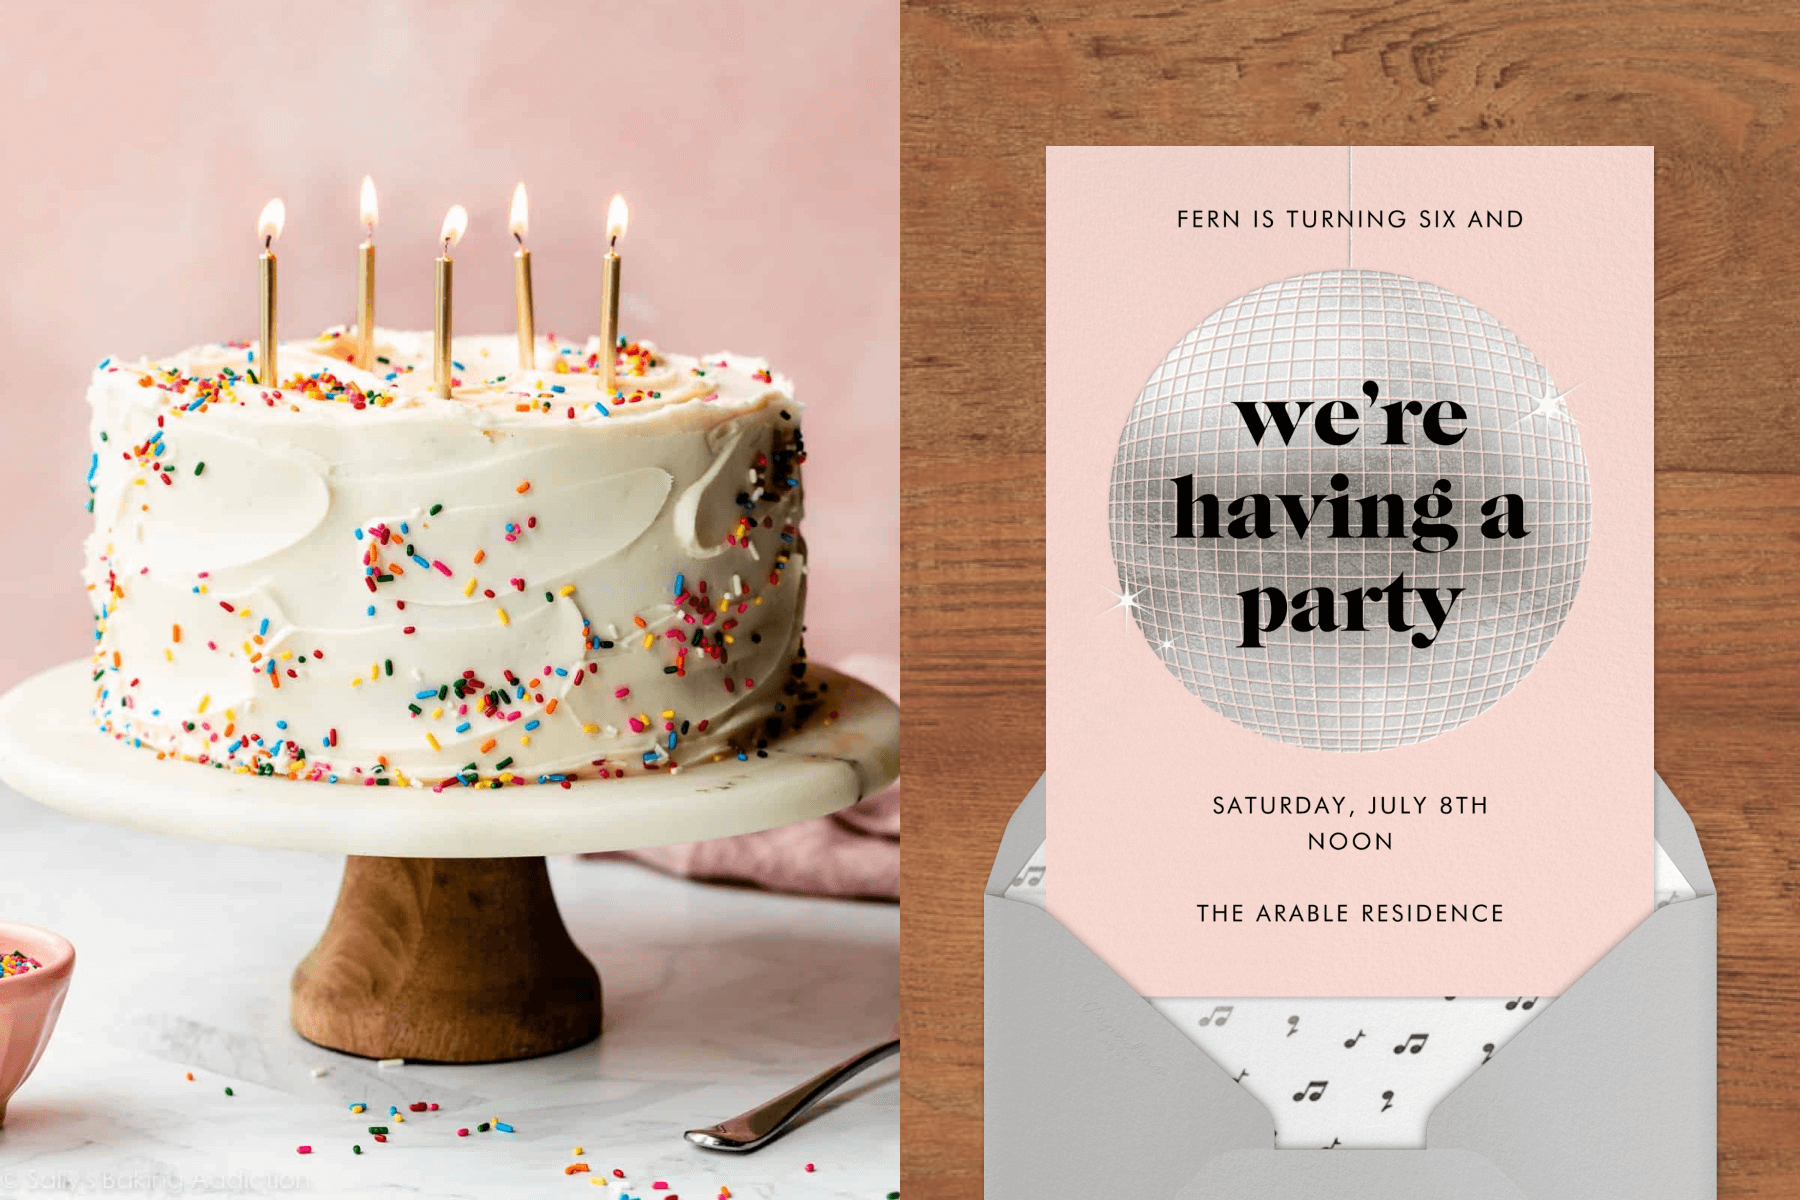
(257, 198, 284, 388)
(600, 193, 628, 392)
(356, 175, 378, 370)
(510, 182, 535, 370)
(434, 205, 467, 399)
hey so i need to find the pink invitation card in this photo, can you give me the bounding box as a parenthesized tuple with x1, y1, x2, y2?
(1045, 146, 1653, 995)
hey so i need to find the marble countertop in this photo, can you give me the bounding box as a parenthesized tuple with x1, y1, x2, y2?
(0, 785, 898, 1198)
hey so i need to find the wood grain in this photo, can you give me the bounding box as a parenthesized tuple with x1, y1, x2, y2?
(901, 3, 1800, 1195)
(292, 856, 601, 1063)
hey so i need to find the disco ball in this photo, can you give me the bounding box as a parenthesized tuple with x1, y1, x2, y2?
(1108, 270, 1591, 752)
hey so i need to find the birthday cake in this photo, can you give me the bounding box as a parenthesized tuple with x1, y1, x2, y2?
(83, 329, 815, 788)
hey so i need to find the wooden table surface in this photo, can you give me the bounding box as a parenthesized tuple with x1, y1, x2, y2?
(900, 3, 1800, 1195)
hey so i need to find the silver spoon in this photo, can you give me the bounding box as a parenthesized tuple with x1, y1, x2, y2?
(684, 1039, 899, 1152)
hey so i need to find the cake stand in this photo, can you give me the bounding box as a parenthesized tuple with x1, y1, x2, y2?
(0, 660, 898, 1064)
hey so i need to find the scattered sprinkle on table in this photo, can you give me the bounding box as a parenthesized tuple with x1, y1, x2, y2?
(457, 1128, 470, 1137)
(224, 1087, 233, 1096)
(309, 1066, 328, 1078)
(353, 1145, 362, 1155)
(296, 1146, 311, 1155)
(573, 1146, 584, 1156)
(185, 1072, 194, 1081)
(378, 1057, 404, 1069)
(1, 950, 43, 978)
(367, 1126, 388, 1135)
(408, 1101, 427, 1112)
(349, 1103, 366, 1113)
(804, 1163, 815, 1172)
(495, 1120, 514, 1133)
(566, 1164, 591, 1175)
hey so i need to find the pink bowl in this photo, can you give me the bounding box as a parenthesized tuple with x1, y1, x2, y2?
(0, 922, 74, 1127)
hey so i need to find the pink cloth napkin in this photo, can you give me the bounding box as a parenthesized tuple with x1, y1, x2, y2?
(590, 654, 899, 901)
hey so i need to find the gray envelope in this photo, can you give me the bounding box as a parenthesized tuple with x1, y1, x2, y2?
(985, 773, 1716, 1199)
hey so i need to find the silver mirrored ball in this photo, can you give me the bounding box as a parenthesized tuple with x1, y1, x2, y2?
(1108, 270, 1591, 752)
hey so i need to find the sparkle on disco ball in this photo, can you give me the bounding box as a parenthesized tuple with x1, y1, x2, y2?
(1108, 269, 1592, 752)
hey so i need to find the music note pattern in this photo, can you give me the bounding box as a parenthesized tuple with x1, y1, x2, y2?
(1004, 842, 1048, 910)
(1002, 834, 1700, 1148)
(1152, 994, 1554, 1149)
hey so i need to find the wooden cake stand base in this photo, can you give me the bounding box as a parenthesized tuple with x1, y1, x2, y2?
(292, 856, 601, 1063)
(0, 662, 898, 1064)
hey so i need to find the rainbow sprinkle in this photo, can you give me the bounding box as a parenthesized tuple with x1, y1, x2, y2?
(1, 950, 43, 978)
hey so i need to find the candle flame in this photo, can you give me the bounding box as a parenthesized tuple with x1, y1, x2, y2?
(509, 183, 529, 241)
(607, 194, 629, 244)
(360, 176, 378, 231)
(440, 204, 468, 250)
(258, 198, 285, 243)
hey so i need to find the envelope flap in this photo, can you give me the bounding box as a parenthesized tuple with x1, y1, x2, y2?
(1655, 771, 1714, 896)
(1174, 1149, 1528, 1199)
(985, 773, 1047, 896)
(1427, 893, 1716, 1198)
(986, 893, 1272, 1198)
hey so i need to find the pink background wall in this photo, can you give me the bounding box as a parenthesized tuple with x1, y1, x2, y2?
(0, 2, 897, 686)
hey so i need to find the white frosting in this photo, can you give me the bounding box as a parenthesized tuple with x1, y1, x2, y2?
(83, 329, 817, 788)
